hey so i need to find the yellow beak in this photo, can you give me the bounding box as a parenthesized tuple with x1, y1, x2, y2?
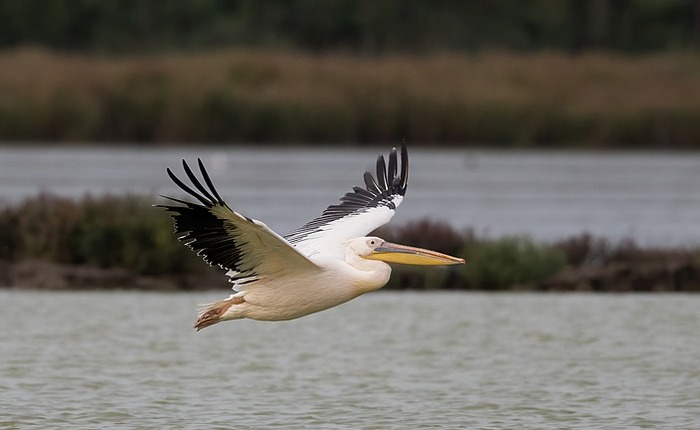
(365, 242, 465, 266)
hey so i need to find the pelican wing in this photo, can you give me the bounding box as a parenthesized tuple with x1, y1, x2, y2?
(284, 145, 408, 256)
(158, 159, 320, 290)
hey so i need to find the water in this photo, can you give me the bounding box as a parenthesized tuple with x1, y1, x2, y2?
(1, 146, 700, 246)
(1, 290, 699, 428)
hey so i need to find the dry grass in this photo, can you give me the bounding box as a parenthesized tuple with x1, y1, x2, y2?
(1, 47, 700, 145)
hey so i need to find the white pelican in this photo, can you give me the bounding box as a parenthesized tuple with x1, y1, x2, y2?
(158, 145, 464, 330)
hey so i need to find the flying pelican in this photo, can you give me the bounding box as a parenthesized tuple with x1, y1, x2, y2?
(158, 145, 464, 330)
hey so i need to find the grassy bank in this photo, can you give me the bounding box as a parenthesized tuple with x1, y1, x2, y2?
(2, 47, 700, 147)
(1, 194, 698, 291)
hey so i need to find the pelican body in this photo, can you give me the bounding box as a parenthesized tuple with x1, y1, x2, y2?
(158, 145, 464, 330)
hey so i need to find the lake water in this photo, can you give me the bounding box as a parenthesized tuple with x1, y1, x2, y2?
(1, 146, 700, 246)
(1, 290, 699, 429)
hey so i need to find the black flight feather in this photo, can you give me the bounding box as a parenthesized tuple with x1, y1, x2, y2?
(157, 160, 257, 280)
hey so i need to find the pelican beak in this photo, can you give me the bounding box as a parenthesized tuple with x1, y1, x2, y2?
(366, 242, 465, 266)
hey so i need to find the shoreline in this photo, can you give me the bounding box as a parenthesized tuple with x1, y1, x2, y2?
(0, 259, 224, 292)
(2, 257, 698, 292)
(2, 194, 699, 292)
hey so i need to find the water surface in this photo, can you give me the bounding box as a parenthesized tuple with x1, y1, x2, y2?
(1, 146, 699, 246)
(2, 291, 699, 428)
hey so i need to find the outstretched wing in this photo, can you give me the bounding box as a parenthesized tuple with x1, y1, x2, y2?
(157, 159, 320, 290)
(284, 144, 408, 256)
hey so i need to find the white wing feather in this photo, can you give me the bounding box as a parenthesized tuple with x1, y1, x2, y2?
(285, 145, 408, 257)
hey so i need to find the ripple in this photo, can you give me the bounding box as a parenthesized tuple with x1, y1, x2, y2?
(1, 291, 700, 428)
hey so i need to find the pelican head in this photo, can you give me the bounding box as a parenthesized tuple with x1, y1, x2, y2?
(349, 236, 465, 266)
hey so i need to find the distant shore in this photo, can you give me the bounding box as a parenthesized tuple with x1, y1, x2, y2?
(2, 254, 698, 292)
(2, 47, 700, 147)
(2, 194, 698, 292)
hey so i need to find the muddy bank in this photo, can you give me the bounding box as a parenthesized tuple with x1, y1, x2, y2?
(523, 259, 700, 292)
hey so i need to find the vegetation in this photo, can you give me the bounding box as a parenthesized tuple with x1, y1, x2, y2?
(464, 237, 567, 290)
(2, 1, 699, 54)
(0, 193, 202, 276)
(2, 1, 700, 147)
(2, 48, 700, 146)
(1, 194, 698, 291)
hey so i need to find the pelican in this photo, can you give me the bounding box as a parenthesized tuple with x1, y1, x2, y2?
(158, 145, 464, 330)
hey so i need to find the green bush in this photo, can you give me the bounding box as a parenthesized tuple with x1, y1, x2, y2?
(463, 236, 566, 290)
(0, 194, 201, 276)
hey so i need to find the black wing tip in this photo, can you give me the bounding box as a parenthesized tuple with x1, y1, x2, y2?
(378, 143, 408, 196)
(399, 143, 408, 195)
(358, 144, 409, 199)
(165, 158, 227, 208)
(197, 158, 226, 205)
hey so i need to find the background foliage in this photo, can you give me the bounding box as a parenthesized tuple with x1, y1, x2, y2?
(2, 48, 700, 146)
(1, 0, 700, 54)
(2, 1, 700, 145)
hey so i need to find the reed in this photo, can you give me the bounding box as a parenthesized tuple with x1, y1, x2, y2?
(2, 47, 700, 146)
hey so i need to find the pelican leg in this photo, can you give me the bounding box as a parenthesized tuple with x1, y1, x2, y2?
(194, 295, 245, 331)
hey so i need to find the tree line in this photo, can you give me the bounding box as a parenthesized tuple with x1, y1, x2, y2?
(1, 0, 700, 54)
